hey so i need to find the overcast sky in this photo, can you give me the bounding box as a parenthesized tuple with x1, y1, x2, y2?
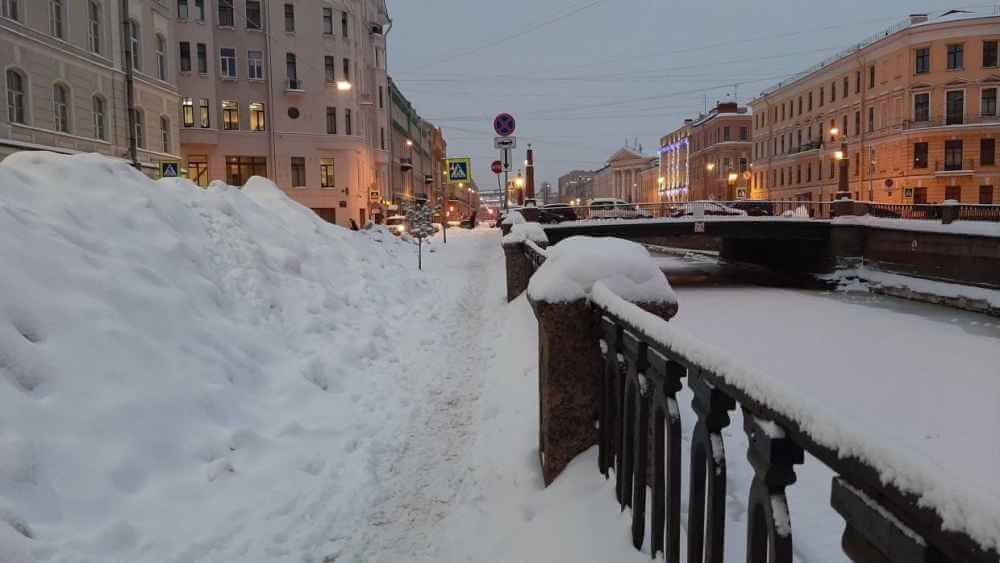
(386, 0, 990, 191)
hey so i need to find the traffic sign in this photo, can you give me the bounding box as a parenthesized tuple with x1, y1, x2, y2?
(160, 160, 180, 178)
(446, 157, 473, 183)
(491, 160, 503, 175)
(494, 136, 517, 150)
(493, 113, 516, 137)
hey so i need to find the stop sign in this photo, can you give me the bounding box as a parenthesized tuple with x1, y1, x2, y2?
(491, 160, 503, 175)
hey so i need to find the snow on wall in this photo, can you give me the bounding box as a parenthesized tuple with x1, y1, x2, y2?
(501, 211, 526, 226)
(527, 236, 676, 305)
(833, 215, 1000, 237)
(502, 222, 549, 245)
(0, 152, 432, 561)
(590, 281, 1000, 552)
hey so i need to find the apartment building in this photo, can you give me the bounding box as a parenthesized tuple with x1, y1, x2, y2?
(751, 13, 1000, 205)
(658, 120, 692, 202)
(175, 0, 392, 227)
(687, 102, 752, 201)
(387, 78, 443, 212)
(1, 0, 181, 172)
(558, 169, 595, 204)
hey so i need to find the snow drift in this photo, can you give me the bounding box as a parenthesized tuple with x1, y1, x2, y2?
(0, 152, 432, 562)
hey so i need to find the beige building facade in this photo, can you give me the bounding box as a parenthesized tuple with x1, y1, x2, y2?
(688, 102, 752, 201)
(658, 120, 692, 202)
(175, 0, 391, 227)
(1, 0, 182, 172)
(751, 13, 1000, 205)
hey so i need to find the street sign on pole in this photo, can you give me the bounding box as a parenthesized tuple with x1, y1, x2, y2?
(491, 160, 503, 175)
(502, 148, 512, 171)
(494, 136, 517, 150)
(446, 157, 473, 183)
(493, 113, 516, 137)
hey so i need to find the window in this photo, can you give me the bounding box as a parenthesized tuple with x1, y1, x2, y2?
(181, 97, 194, 127)
(868, 107, 874, 132)
(178, 0, 188, 18)
(128, 20, 141, 71)
(6, 69, 25, 124)
(222, 100, 239, 130)
(842, 76, 848, 98)
(855, 71, 861, 94)
(291, 157, 306, 187)
(982, 138, 996, 165)
(194, 0, 204, 20)
(739, 126, 748, 140)
(156, 35, 167, 81)
(93, 96, 106, 139)
(797, 96, 802, 115)
(322, 7, 333, 35)
(248, 50, 263, 79)
(341, 10, 349, 37)
(945, 139, 963, 170)
(197, 43, 207, 74)
(869, 65, 875, 89)
(218, 0, 234, 26)
(284, 3, 295, 32)
(985, 40, 999, 68)
(160, 116, 170, 152)
(947, 44, 964, 70)
(982, 87, 997, 116)
(915, 47, 930, 74)
(220, 48, 237, 78)
(342, 58, 350, 81)
(808, 91, 813, 111)
(225, 156, 266, 186)
(88, 1, 101, 54)
(325, 56, 336, 83)
(326, 106, 336, 134)
(53, 83, 69, 132)
(345, 108, 352, 135)
(286, 53, 298, 84)
(132, 109, 145, 148)
(179, 42, 192, 72)
(199, 98, 210, 128)
(946, 90, 964, 125)
(854, 111, 860, 135)
(380, 126, 385, 150)
(378, 85, 384, 108)
(820, 86, 824, 106)
(723, 127, 730, 141)
(188, 155, 208, 187)
(831, 81, 836, 102)
(246, 0, 261, 29)
(2, 0, 20, 20)
(914, 92, 930, 122)
(249, 102, 265, 131)
(981, 185, 995, 204)
(945, 186, 961, 201)
(50, 0, 64, 38)
(320, 158, 335, 188)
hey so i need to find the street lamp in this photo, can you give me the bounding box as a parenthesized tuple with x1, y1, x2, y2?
(830, 127, 850, 199)
(704, 162, 716, 200)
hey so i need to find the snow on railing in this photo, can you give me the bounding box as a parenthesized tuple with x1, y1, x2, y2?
(585, 282, 1000, 562)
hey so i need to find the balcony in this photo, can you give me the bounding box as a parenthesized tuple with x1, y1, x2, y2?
(286, 79, 304, 92)
(903, 113, 1000, 130)
(934, 158, 977, 175)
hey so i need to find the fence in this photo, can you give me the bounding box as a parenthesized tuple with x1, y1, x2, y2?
(511, 239, 999, 563)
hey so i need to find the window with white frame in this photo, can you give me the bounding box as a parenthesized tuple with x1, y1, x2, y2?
(177, 0, 188, 19)
(160, 116, 170, 152)
(249, 102, 265, 131)
(246, 0, 262, 29)
(222, 100, 239, 130)
(93, 95, 106, 139)
(50, 0, 64, 38)
(322, 7, 333, 35)
(53, 83, 70, 132)
(128, 19, 141, 71)
(156, 34, 167, 80)
(181, 97, 194, 127)
(220, 48, 237, 78)
(132, 109, 145, 148)
(2, 0, 21, 20)
(88, 1, 101, 54)
(6, 69, 26, 124)
(248, 50, 263, 79)
(218, 0, 234, 26)
(982, 87, 997, 116)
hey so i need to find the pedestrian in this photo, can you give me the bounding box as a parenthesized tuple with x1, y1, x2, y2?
(349, 218, 359, 231)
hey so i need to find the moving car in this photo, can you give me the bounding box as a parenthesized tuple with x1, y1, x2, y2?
(384, 215, 407, 236)
(587, 198, 653, 219)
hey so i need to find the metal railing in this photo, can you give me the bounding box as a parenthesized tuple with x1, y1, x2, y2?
(587, 285, 998, 563)
(867, 202, 944, 220)
(959, 203, 1000, 221)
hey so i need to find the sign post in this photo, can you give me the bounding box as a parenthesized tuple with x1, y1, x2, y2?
(494, 113, 516, 211)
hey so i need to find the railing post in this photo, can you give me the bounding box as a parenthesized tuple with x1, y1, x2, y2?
(941, 200, 960, 224)
(502, 241, 546, 302)
(687, 375, 736, 563)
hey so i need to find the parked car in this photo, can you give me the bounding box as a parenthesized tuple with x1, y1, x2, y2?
(728, 201, 773, 216)
(384, 215, 407, 236)
(587, 198, 653, 219)
(539, 203, 578, 224)
(670, 201, 748, 218)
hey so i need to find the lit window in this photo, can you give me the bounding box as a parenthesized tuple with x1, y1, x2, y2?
(222, 100, 239, 130)
(181, 98, 194, 127)
(320, 158, 335, 188)
(249, 102, 265, 131)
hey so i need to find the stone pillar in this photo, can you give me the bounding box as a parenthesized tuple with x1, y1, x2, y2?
(531, 296, 679, 486)
(941, 201, 960, 224)
(502, 241, 530, 302)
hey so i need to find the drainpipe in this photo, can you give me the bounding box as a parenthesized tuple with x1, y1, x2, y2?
(264, 3, 276, 184)
(120, 0, 139, 169)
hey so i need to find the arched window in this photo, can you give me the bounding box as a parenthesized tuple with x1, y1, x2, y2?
(155, 34, 166, 80)
(53, 83, 70, 133)
(160, 116, 170, 152)
(127, 19, 141, 71)
(93, 95, 106, 139)
(6, 69, 26, 124)
(88, 1, 101, 54)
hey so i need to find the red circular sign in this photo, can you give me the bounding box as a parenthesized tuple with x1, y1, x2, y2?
(885, 178, 894, 188)
(491, 160, 503, 175)
(493, 113, 516, 137)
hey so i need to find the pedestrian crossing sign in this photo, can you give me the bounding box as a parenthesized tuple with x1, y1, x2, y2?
(160, 160, 181, 178)
(446, 158, 472, 184)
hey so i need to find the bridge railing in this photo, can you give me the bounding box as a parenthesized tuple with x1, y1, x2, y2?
(510, 236, 999, 563)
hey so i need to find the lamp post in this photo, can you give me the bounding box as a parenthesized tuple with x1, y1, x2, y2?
(830, 127, 850, 200)
(727, 172, 739, 200)
(514, 171, 526, 206)
(705, 162, 716, 201)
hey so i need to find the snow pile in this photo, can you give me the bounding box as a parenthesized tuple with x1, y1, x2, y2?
(824, 267, 1000, 308)
(0, 152, 434, 562)
(502, 222, 549, 245)
(501, 210, 526, 226)
(782, 205, 810, 218)
(527, 236, 675, 304)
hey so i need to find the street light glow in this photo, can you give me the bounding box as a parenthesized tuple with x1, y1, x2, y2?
(406, 139, 414, 147)
(728, 172, 739, 182)
(336, 81, 353, 91)
(706, 163, 716, 171)
(834, 150, 845, 160)
(830, 127, 840, 137)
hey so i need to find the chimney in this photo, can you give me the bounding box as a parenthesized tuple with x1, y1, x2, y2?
(909, 13, 928, 24)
